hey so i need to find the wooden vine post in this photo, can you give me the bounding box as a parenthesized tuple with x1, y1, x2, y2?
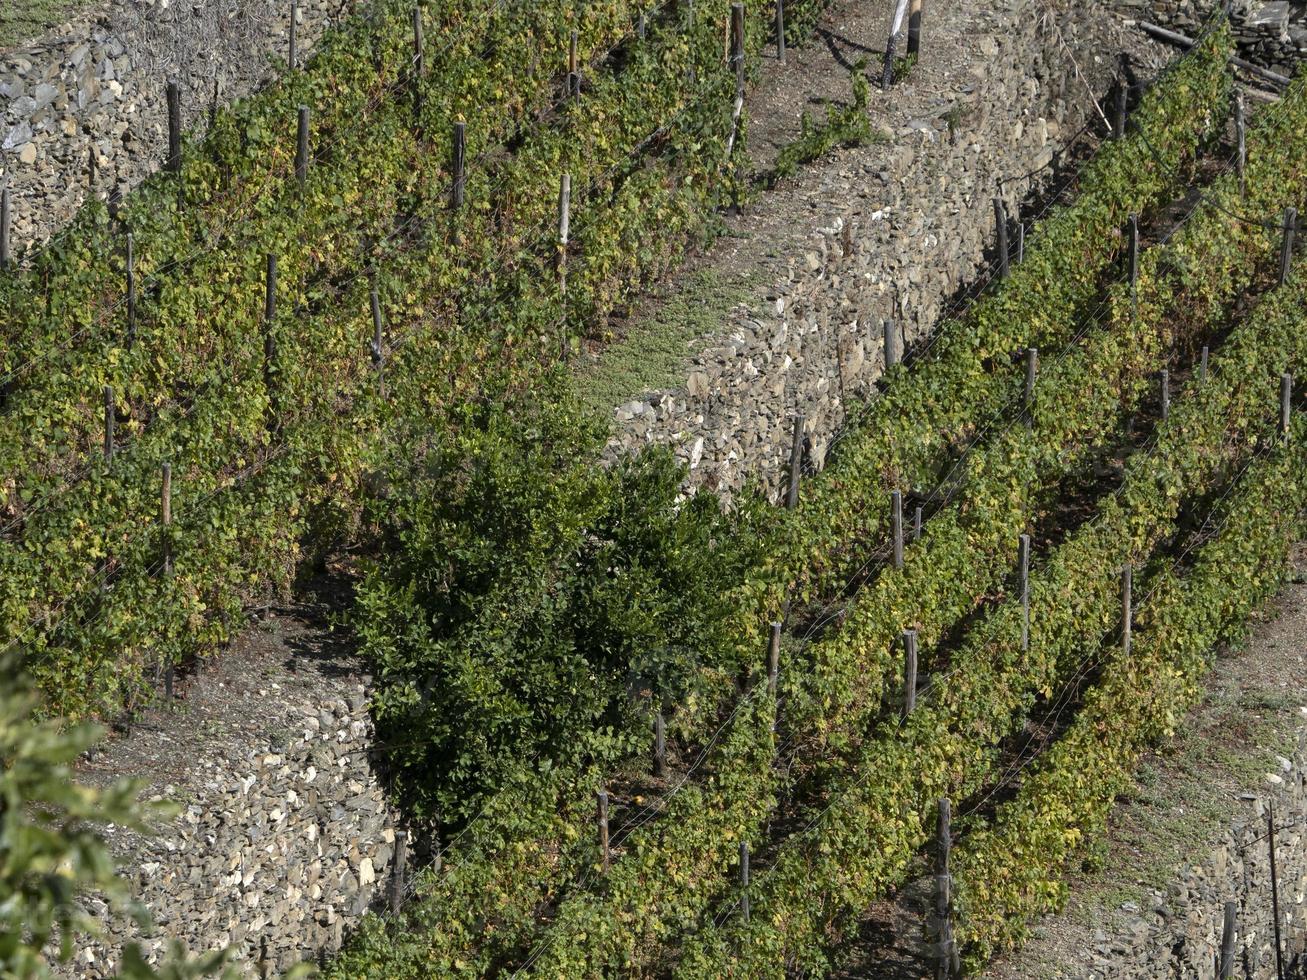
(0, 187, 10, 270)
(902, 629, 918, 717)
(739, 841, 751, 922)
(1121, 565, 1132, 656)
(1016, 222, 1025, 265)
(914, 504, 923, 541)
(1200, 344, 1209, 382)
(1128, 213, 1140, 307)
(725, 2, 746, 203)
(569, 29, 580, 98)
(1281, 373, 1292, 442)
(389, 829, 408, 914)
(786, 414, 804, 509)
(767, 620, 781, 695)
(1160, 368, 1170, 421)
(263, 253, 278, 422)
(1218, 899, 1237, 979)
(295, 105, 310, 188)
(1023, 347, 1038, 425)
(1269, 802, 1285, 980)
(126, 231, 136, 343)
(884, 318, 899, 368)
(907, 0, 923, 58)
(933, 798, 960, 978)
(730, 4, 745, 97)
(451, 122, 466, 212)
(557, 173, 571, 297)
(289, 0, 298, 69)
(1113, 81, 1127, 140)
(892, 489, 904, 570)
(1279, 207, 1297, 286)
(158, 462, 173, 582)
(102, 386, 115, 462)
(370, 278, 385, 398)
(1234, 90, 1246, 198)
(412, 6, 425, 122)
(597, 789, 611, 872)
(776, 0, 786, 63)
(166, 79, 182, 174)
(653, 710, 666, 777)
(1018, 533, 1031, 652)
(994, 196, 1009, 280)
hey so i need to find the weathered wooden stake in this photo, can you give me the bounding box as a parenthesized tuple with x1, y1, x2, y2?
(1121, 565, 1132, 655)
(1218, 900, 1237, 979)
(1128, 213, 1140, 305)
(1281, 373, 1292, 441)
(1113, 82, 1127, 140)
(103, 386, 115, 462)
(994, 196, 1009, 280)
(1016, 222, 1025, 265)
(731, 4, 745, 96)
(914, 504, 923, 542)
(166, 79, 182, 174)
(1278, 207, 1297, 286)
(934, 798, 960, 978)
(902, 629, 918, 717)
(1019, 533, 1031, 652)
(295, 105, 310, 187)
(892, 489, 904, 570)
(263, 253, 277, 410)
(597, 789, 611, 872)
(0, 187, 10, 270)
(1200, 345, 1209, 382)
(884, 318, 899, 369)
(786, 414, 804, 509)
(775, 0, 787, 63)
(370, 279, 385, 398)
(638, 10, 646, 39)
(767, 621, 781, 695)
(389, 829, 408, 914)
(557, 173, 571, 296)
(412, 7, 425, 117)
(1023, 347, 1038, 424)
(653, 711, 666, 777)
(1234, 90, 1246, 199)
(907, 0, 923, 58)
(126, 232, 136, 342)
(739, 841, 751, 923)
(289, 0, 298, 68)
(451, 122, 466, 211)
(1269, 803, 1285, 980)
(1160, 368, 1170, 421)
(161, 462, 173, 577)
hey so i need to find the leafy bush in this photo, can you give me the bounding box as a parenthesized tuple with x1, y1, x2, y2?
(359, 387, 770, 826)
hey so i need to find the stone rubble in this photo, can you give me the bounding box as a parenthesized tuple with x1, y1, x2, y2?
(58, 686, 400, 978)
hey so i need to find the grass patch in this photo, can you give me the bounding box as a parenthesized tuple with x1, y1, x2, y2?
(0, 0, 89, 49)
(571, 264, 762, 419)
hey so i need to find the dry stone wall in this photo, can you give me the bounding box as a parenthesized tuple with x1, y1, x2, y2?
(1084, 727, 1307, 978)
(1116, 0, 1307, 76)
(1, 0, 360, 251)
(605, 3, 1137, 503)
(62, 687, 401, 978)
